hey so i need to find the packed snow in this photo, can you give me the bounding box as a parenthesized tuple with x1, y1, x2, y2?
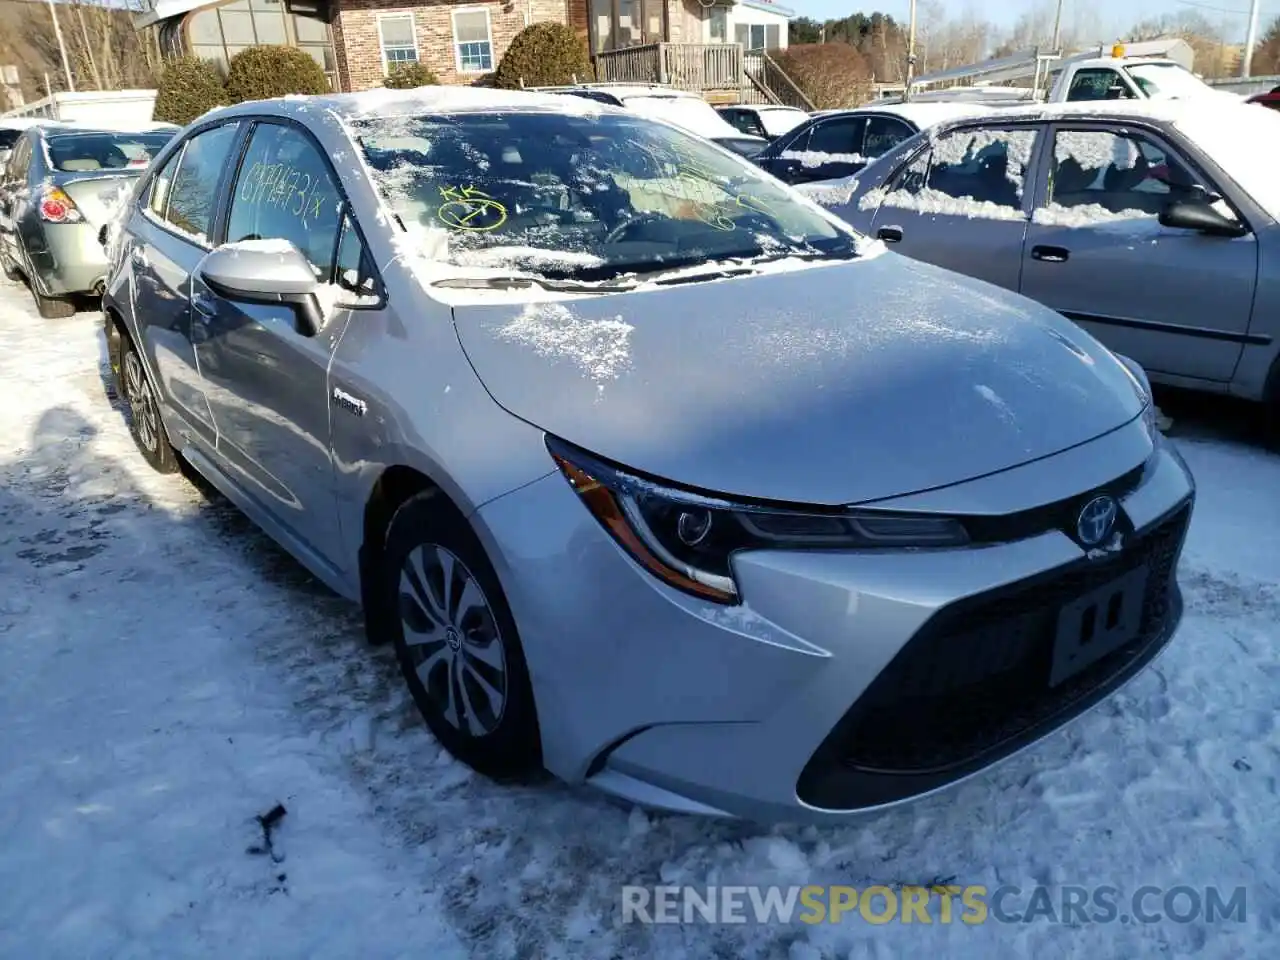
(779, 150, 867, 169)
(860, 186, 1028, 221)
(1, 276, 1278, 959)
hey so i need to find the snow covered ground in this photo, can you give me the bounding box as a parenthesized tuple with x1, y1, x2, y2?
(0, 275, 1276, 959)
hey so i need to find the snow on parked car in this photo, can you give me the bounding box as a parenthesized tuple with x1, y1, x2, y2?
(534, 83, 770, 159)
(754, 101, 998, 188)
(95, 85, 1197, 826)
(810, 97, 1280, 436)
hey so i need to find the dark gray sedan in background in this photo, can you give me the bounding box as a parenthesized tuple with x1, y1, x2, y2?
(0, 123, 174, 317)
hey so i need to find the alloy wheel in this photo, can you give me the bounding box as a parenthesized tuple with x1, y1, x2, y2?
(398, 543, 509, 736)
(122, 349, 159, 453)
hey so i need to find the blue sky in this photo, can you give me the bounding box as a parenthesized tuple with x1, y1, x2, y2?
(786, 0, 1279, 44)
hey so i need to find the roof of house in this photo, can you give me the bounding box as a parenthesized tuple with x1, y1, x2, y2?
(738, 0, 797, 17)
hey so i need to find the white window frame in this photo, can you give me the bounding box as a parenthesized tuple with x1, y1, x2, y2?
(377, 12, 419, 77)
(747, 23, 767, 52)
(452, 7, 494, 75)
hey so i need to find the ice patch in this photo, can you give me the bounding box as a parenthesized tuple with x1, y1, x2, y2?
(779, 150, 866, 169)
(1056, 130, 1139, 171)
(974, 383, 1017, 425)
(796, 176, 860, 207)
(221, 238, 299, 255)
(1032, 203, 1161, 234)
(497, 303, 633, 388)
(867, 187, 1026, 221)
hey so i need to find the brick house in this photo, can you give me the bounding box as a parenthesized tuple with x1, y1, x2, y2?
(135, 0, 797, 101)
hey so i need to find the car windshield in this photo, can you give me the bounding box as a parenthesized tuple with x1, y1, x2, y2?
(1126, 63, 1215, 100)
(618, 95, 744, 139)
(1174, 103, 1280, 219)
(44, 131, 172, 173)
(353, 111, 856, 282)
(758, 109, 807, 137)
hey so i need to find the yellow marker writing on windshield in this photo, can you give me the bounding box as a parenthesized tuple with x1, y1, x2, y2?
(437, 184, 507, 231)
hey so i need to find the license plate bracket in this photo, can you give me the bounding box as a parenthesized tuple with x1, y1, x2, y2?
(1049, 565, 1149, 688)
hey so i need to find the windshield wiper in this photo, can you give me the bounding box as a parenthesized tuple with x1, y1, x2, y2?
(431, 275, 626, 293)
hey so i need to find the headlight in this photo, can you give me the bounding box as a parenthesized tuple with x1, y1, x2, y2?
(547, 438, 969, 605)
(1114, 353, 1157, 435)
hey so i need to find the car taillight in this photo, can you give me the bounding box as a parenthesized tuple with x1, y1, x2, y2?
(39, 187, 83, 224)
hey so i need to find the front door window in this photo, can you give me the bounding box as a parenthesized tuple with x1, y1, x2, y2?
(589, 0, 665, 53)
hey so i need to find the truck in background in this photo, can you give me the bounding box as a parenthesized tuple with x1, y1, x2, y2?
(875, 40, 1243, 107)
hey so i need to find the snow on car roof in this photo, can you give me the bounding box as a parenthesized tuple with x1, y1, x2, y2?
(826, 101, 1003, 127)
(207, 85, 614, 123)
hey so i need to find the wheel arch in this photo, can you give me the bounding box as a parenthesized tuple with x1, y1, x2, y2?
(358, 463, 470, 645)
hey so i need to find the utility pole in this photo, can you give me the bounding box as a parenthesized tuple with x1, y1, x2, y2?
(1242, 0, 1261, 77)
(45, 0, 76, 93)
(905, 0, 918, 97)
(1051, 0, 1064, 52)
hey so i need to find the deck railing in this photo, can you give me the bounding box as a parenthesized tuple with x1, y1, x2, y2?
(595, 43, 743, 91)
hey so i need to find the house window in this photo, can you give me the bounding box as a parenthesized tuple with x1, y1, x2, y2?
(734, 22, 780, 51)
(708, 7, 727, 43)
(453, 9, 493, 73)
(378, 13, 418, 73)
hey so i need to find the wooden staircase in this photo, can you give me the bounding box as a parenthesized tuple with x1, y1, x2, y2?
(742, 52, 815, 110)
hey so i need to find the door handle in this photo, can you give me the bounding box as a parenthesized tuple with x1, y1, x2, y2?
(877, 225, 904, 243)
(1031, 245, 1070, 262)
(130, 247, 147, 267)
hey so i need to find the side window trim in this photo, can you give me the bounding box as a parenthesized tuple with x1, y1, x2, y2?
(222, 116, 384, 298)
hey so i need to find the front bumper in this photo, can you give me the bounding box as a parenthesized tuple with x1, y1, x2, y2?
(473, 421, 1194, 824)
(25, 221, 108, 296)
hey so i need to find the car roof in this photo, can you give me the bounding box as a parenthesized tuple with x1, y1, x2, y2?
(812, 101, 1002, 128)
(199, 86, 616, 125)
(922, 96, 1252, 130)
(725, 104, 807, 113)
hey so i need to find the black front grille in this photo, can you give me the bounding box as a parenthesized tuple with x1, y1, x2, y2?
(797, 500, 1191, 807)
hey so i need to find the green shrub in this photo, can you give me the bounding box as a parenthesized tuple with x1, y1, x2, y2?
(224, 45, 330, 104)
(384, 62, 438, 89)
(493, 23, 593, 90)
(153, 56, 226, 126)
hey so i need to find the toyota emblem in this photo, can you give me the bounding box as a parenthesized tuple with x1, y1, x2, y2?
(1076, 495, 1119, 548)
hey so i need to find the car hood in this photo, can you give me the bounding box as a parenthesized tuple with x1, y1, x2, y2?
(451, 254, 1144, 505)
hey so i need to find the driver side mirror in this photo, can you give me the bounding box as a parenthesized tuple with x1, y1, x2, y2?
(197, 241, 322, 336)
(1158, 199, 1248, 239)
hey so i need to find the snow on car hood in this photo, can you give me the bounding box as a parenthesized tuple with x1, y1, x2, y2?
(452, 254, 1144, 505)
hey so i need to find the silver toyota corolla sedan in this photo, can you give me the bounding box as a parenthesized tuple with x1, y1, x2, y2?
(101, 88, 1195, 823)
(0, 123, 174, 317)
(806, 99, 1280, 442)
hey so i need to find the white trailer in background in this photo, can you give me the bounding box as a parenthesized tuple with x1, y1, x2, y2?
(0, 90, 161, 126)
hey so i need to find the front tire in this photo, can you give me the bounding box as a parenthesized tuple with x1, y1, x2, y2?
(118, 333, 179, 474)
(379, 490, 541, 780)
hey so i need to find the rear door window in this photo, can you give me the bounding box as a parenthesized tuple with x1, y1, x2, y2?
(161, 123, 241, 242)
